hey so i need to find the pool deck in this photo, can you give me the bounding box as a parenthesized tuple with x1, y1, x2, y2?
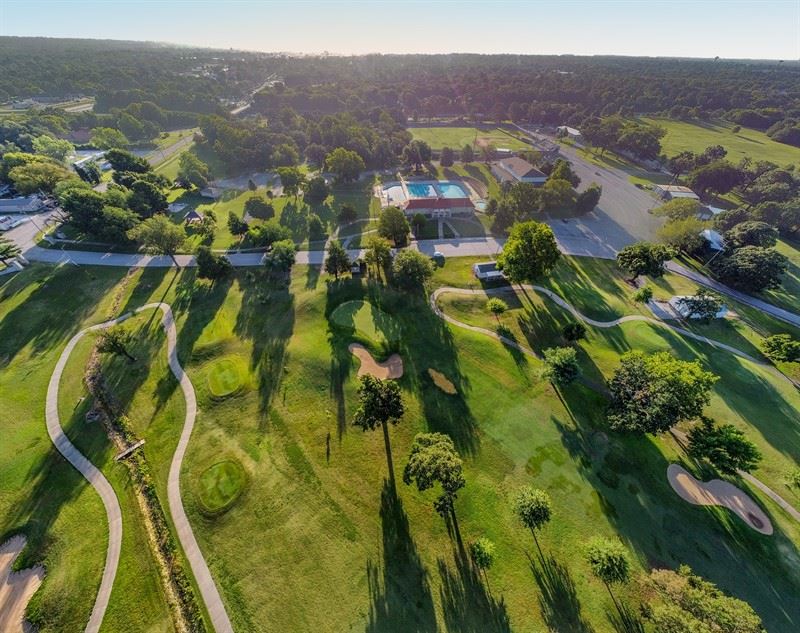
(377, 175, 482, 209)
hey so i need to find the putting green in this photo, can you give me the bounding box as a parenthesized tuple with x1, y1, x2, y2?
(197, 460, 247, 515)
(207, 356, 246, 398)
(330, 300, 399, 344)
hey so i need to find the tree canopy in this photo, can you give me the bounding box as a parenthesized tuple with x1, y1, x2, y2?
(496, 221, 561, 284)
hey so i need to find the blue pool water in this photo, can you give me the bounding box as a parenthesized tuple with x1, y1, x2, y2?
(437, 182, 469, 198)
(402, 181, 469, 199)
(406, 183, 437, 198)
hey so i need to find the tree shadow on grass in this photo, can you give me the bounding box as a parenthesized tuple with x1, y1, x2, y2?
(234, 268, 295, 427)
(366, 480, 438, 633)
(437, 543, 511, 633)
(528, 551, 595, 633)
(606, 602, 645, 633)
(0, 264, 125, 369)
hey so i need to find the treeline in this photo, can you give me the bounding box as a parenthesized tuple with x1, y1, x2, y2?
(198, 107, 411, 172)
(253, 54, 799, 133)
(0, 37, 278, 113)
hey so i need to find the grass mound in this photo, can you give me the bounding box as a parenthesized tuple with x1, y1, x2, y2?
(197, 460, 247, 515)
(330, 300, 400, 346)
(206, 355, 247, 398)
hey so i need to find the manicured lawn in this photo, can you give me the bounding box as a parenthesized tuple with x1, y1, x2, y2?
(59, 259, 800, 632)
(761, 238, 800, 314)
(0, 265, 175, 632)
(153, 127, 198, 150)
(409, 126, 531, 152)
(4, 255, 800, 633)
(640, 117, 800, 166)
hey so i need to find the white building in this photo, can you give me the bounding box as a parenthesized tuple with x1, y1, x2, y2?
(556, 126, 583, 143)
(491, 157, 547, 185)
(472, 262, 506, 281)
(653, 184, 701, 201)
(0, 196, 44, 214)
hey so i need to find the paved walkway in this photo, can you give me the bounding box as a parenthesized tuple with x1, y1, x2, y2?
(46, 305, 233, 633)
(432, 285, 800, 524)
(45, 314, 132, 633)
(135, 303, 234, 633)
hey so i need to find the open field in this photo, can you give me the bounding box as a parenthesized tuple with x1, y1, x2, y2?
(409, 127, 531, 152)
(640, 117, 800, 166)
(3, 253, 798, 632)
(0, 265, 175, 632)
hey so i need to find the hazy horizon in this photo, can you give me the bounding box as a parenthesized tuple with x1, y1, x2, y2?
(1, 0, 798, 60)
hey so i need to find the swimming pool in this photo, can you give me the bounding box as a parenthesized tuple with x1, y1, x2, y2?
(437, 182, 470, 198)
(406, 182, 437, 198)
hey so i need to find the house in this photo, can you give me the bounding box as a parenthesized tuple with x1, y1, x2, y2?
(700, 228, 725, 251)
(184, 209, 205, 225)
(472, 261, 506, 281)
(0, 195, 44, 214)
(556, 126, 583, 143)
(653, 184, 701, 201)
(402, 197, 474, 219)
(200, 187, 223, 200)
(696, 205, 726, 221)
(491, 157, 547, 185)
(669, 296, 728, 320)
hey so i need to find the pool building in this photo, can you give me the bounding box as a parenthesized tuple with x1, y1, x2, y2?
(381, 180, 475, 218)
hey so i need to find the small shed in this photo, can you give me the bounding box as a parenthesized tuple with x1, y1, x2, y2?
(472, 261, 505, 281)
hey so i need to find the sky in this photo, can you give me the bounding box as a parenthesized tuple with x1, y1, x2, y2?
(1, 0, 798, 60)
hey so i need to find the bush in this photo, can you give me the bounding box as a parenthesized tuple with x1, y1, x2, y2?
(244, 197, 275, 220)
(247, 220, 291, 247)
(391, 249, 434, 289)
(562, 321, 587, 341)
(542, 346, 580, 384)
(762, 334, 800, 362)
(632, 285, 654, 303)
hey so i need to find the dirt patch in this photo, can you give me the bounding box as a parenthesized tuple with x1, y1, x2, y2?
(428, 368, 457, 394)
(667, 464, 773, 535)
(348, 343, 403, 379)
(0, 536, 45, 633)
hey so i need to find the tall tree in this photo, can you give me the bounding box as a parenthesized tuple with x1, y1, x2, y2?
(402, 140, 432, 172)
(391, 249, 433, 289)
(460, 144, 475, 163)
(325, 147, 365, 183)
(710, 246, 787, 292)
(276, 166, 305, 200)
(403, 432, 465, 522)
(364, 235, 392, 280)
(512, 487, 552, 557)
(469, 537, 496, 589)
(607, 351, 718, 434)
(496, 221, 561, 284)
(378, 206, 410, 247)
(324, 239, 351, 280)
(616, 242, 673, 283)
(687, 417, 762, 475)
(584, 536, 631, 620)
(353, 375, 405, 484)
(127, 215, 185, 266)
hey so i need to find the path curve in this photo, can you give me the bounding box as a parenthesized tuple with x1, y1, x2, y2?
(136, 303, 234, 633)
(46, 304, 233, 633)
(46, 313, 133, 633)
(430, 284, 800, 524)
(431, 284, 778, 370)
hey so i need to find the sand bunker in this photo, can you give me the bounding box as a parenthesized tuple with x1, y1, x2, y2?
(0, 536, 45, 633)
(428, 368, 457, 394)
(667, 464, 773, 535)
(348, 343, 403, 379)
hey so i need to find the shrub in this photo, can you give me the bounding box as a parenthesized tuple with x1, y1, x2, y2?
(562, 321, 587, 342)
(632, 285, 654, 303)
(542, 346, 580, 384)
(762, 334, 800, 362)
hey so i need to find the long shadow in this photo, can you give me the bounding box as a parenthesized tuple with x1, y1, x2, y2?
(305, 264, 322, 289)
(366, 480, 438, 633)
(150, 268, 233, 418)
(606, 602, 645, 633)
(233, 268, 295, 427)
(529, 552, 595, 633)
(436, 542, 511, 633)
(554, 378, 800, 632)
(0, 264, 125, 369)
(278, 200, 309, 241)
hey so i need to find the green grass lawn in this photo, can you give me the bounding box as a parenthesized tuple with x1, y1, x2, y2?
(409, 126, 531, 152)
(761, 238, 800, 314)
(4, 256, 800, 633)
(640, 117, 800, 166)
(0, 265, 175, 632)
